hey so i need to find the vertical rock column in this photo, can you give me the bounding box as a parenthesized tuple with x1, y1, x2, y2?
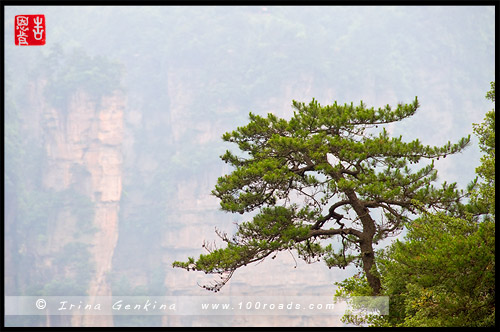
(80, 93, 125, 327)
(41, 89, 125, 327)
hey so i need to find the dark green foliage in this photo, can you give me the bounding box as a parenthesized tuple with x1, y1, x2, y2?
(173, 98, 470, 293)
(469, 82, 495, 218)
(335, 213, 495, 327)
(334, 82, 495, 327)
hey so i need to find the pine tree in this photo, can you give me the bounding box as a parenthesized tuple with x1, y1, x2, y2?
(173, 97, 470, 295)
(334, 82, 495, 326)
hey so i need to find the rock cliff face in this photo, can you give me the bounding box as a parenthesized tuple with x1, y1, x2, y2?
(40, 87, 125, 327)
(31, 69, 340, 327)
(160, 69, 343, 326)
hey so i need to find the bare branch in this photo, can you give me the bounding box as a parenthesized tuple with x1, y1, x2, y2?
(312, 200, 351, 230)
(301, 227, 363, 240)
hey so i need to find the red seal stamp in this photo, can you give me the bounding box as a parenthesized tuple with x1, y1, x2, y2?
(15, 15, 46, 46)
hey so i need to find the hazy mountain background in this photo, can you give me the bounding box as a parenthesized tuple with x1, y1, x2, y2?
(4, 5, 495, 327)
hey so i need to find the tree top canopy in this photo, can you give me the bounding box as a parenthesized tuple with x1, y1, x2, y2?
(173, 97, 470, 293)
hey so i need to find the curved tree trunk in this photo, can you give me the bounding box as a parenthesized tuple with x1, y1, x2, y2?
(360, 238, 381, 295)
(345, 188, 382, 295)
